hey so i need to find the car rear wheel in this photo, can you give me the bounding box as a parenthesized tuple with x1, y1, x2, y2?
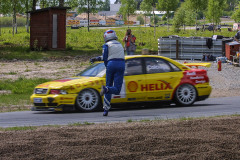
(174, 84, 197, 106)
(75, 89, 101, 112)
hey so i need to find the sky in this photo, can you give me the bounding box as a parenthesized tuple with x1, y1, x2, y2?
(110, 0, 115, 4)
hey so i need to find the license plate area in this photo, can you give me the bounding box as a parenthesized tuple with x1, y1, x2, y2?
(34, 98, 43, 103)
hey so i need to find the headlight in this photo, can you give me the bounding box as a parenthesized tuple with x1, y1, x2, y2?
(49, 89, 68, 95)
(60, 90, 68, 94)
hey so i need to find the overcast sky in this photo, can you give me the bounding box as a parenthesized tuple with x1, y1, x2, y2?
(110, 0, 115, 4)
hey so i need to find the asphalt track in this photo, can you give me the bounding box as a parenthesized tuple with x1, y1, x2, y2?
(0, 96, 239, 128)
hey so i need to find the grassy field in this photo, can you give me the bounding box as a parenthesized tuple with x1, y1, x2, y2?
(0, 26, 236, 60)
(0, 78, 50, 112)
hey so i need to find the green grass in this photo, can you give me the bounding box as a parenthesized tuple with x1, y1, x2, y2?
(0, 126, 37, 131)
(0, 78, 51, 111)
(0, 26, 237, 60)
(68, 121, 95, 126)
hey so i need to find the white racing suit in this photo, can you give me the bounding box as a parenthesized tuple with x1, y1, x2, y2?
(99, 40, 125, 111)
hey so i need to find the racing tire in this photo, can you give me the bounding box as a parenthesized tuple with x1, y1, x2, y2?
(174, 84, 197, 106)
(75, 89, 101, 112)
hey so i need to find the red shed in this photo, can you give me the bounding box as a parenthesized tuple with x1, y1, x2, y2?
(29, 7, 70, 50)
(225, 41, 240, 61)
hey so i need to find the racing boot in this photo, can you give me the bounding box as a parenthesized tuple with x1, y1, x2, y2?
(103, 109, 108, 116)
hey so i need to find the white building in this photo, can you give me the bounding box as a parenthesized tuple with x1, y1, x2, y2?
(98, 3, 121, 16)
(135, 11, 173, 18)
(110, 3, 121, 12)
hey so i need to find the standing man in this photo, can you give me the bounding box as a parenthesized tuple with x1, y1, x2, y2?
(123, 29, 136, 55)
(90, 30, 125, 116)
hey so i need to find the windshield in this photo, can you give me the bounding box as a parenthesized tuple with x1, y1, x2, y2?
(76, 63, 106, 77)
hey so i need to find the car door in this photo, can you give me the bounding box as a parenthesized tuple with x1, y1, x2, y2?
(123, 58, 147, 102)
(144, 57, 183, 101)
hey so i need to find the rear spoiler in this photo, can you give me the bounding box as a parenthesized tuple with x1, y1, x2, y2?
(184, 63, 211, 68)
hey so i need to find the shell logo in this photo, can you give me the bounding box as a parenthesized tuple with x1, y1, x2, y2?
(128, 81, 138, 92)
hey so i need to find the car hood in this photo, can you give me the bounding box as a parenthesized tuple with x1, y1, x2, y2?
(35, 76, 103, 89)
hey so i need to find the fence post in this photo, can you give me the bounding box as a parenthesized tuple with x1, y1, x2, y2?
(176, 39, 179, 60)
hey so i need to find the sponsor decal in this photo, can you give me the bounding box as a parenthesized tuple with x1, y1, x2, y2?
(112, 95, 121, 99)
(197, 86, 208, 89)
(69, 86, 75, 90)
(128, 81, 138, 92)
(190, 76, 204, 80)
(148, 96, 162, 100)
(60, 97, 74, 100)
(141, 80, 172, 91)
(75, 84, 81, 88)
(147, 65, 161, 70)
(195, 80, 206, 84)
(165, 93, 171, 99)
(186, 72, 196, 76)
(59, 101, 73, 103)
(95, 80, 100, 85)
(128, 98, 136, 101)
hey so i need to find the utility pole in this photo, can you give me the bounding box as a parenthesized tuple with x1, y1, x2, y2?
(87, 0, 90, 32)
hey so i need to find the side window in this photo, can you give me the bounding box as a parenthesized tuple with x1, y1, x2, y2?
(145, 58, 171, 74)
(124, 59, 143, 76)
(168, 62, 181, 72)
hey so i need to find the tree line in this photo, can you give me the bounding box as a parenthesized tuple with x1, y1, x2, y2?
(0, 0, 240, 35)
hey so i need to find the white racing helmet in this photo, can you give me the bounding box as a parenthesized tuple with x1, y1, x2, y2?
(103, 30, 118, 42)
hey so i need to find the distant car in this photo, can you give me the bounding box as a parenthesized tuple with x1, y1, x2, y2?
(30, 55, 212, 112)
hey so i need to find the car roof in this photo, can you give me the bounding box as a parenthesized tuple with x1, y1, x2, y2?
(125, 55, 173, 61)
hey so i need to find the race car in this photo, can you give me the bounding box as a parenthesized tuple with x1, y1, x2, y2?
(30, 55, 212, 112)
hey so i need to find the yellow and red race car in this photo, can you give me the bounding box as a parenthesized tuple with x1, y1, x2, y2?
(30, 55, 212, 112)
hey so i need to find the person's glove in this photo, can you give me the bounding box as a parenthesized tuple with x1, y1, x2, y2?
(90, 57, 100, 64)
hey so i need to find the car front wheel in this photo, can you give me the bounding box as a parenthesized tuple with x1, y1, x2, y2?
(174, 84, 197, 106)
(75, 89, 101, 112)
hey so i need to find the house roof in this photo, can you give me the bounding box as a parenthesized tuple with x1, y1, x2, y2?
(28, 7, 71, 14)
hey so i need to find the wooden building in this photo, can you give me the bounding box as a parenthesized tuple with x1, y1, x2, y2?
(29, 7, 70, 50)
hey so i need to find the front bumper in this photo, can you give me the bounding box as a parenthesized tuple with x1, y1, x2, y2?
(31, 105, 75, 112)
(30, 94, 77, 111)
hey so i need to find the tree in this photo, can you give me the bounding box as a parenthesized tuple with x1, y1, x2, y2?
(136, 0, 143, 10)
(206, 0, 226, 33)
(32, 0, 37, 11)
(232, 3, 240, 22)
(114, 0, 120, 4)
(185, 0, 208, 30)
(23, 0, 31, 33)
(173, 2, 187, 31)
(225, 0, 238, 12)
(102, 0, 110, 11)
(59, 0, 64, 7)
(137, 15, 144, 25)
(140, 0, 158, 37)
(118, 0, 136, 26)
(157, 0, 179, 31)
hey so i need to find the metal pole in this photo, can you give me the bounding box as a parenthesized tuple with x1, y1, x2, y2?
(176, 39, 179, 60)
(87, 0, 90, 32)
(0, 14, 1, 36)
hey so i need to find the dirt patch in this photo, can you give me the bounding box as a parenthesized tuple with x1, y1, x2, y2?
(0, 116, 239, 159)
